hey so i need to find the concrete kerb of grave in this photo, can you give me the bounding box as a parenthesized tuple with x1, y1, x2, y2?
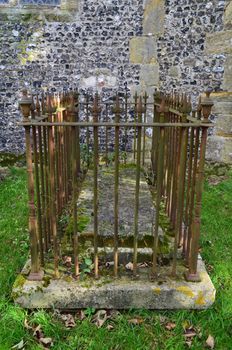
(12, 256, 215, 310)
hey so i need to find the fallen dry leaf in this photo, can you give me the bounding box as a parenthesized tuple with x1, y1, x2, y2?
(125, 262, 133, 271)
(39, 337, 53, 348)
(11, 339, 25, 350)
(33, 325, 43, 339)
(128, 318, 144, 325)
(27, 323, 53, 348)
(76, 310, 86, 321)
(206, 335, 215, 349)
(158, 315, 169, 325)
(63, 256, 72, 267)
(165, 322, 176, 331)
(106, 324, 114, 331)
(24, 319, 33, 331)
(92, 310, 109, 328)
(184, 328, 197, 338)
(60, 313, 76, 328)
(185, 338, 193, 348)
(107, 310, 120, 319)
(182, 322, 198, 348)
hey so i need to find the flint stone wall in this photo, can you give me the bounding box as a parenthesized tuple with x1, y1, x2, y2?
(0, 0, 231, 162)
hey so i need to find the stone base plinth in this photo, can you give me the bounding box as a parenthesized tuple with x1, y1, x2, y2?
(13, 258, 215, 310)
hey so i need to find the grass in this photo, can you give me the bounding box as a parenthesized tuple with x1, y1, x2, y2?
(0, 167, 232, 349)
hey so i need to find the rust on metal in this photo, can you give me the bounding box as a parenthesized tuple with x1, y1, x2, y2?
(19, 88, 212, 284)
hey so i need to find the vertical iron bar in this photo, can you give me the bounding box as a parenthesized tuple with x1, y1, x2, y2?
(86, 92, 90, 167)
(48, 97, 59, 278)
(43, 122, 51, 245)
(105, 102, 109, 166)
(93, 94, 99, 279)
(172, 123, 188, 276)
(186, 92, 213, 281)
(37, 120, 48, 252)
(19, 90, 42, 280)
(124, 88, 128, 163)
(151, 98, 166, 277)
(142, 92, 148, 166)
(31, 99, 44, 266)
(133, 97, 143, 277)
(113, 96, 120, 277)
(75, 92, 81, 176)
(71, 93, 79, 277)
(133, 92, 138, 162)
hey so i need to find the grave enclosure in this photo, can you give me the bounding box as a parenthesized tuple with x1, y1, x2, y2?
(12, 88, 215, 310)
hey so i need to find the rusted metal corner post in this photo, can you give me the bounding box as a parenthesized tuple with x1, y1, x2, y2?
(19, 90, 44, 281)
(185, 91, 213, 282)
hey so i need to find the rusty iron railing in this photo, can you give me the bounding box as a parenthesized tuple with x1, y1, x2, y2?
(19, 89, 213, 282)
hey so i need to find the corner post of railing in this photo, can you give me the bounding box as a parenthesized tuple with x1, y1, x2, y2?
(185, 91, 213, 282)
(19, 90, 44, 280)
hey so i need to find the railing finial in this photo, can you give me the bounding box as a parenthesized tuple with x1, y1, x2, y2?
(19, 89, 32, 120)
(201, 90, 214, 122)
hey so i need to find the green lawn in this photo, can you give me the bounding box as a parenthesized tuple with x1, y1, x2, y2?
(0, 167, 231, 350)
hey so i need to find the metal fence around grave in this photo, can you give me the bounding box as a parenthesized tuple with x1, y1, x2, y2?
(18, 88, 214, 283)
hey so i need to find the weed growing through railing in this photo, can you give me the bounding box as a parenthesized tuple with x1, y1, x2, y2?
(80, 258, 94, 278)
(80, 144, 93, 167)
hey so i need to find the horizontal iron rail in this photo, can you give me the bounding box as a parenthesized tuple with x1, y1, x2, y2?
(18, 121, 212, 127)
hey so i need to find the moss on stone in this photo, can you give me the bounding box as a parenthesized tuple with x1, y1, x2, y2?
(11, 274, 26, 300)
(42, 276, 51, 288)
(13, 274, 26, 289)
